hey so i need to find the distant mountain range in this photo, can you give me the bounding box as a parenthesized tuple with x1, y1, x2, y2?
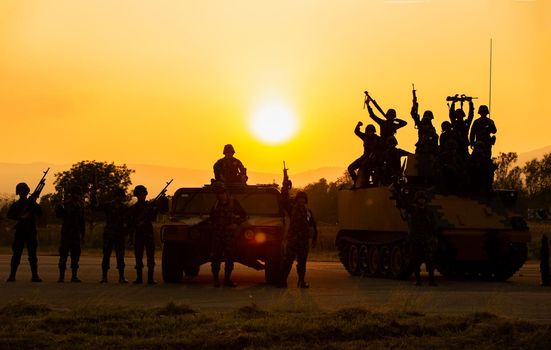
(1, 145, 548, 197)
(0, 162, 344, 197)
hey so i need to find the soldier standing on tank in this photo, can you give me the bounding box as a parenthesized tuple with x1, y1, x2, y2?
(347, 122, 380, 187)
(56, 186, 86, 283)
(448, 96, 474, 157)
(92, 188, 129, 283)
(541, 234, 550, 286)
(365, 99, 407, 145)
(6, 183, 43, 282)
(469, 141, 497, 195)
(469, 105, 497, 156)
(280, 190, 318, 288)
(405, 191, 438, 286)
(213, 144, 248, 184)
(411, 109, 438, 156)
(209, 182, 247, 287)
(127, 185, 158, 285)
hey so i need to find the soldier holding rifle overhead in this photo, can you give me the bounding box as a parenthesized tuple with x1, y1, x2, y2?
(447, 94, 475, 157)
(6, 168, 49, 282)
(364, 91, 407, 145)
(410, 84, 438, 155)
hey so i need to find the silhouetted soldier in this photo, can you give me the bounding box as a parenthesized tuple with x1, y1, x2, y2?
(405, 191, 438, 286)
(469, 141, 496, 196)
(6, 183, 43, 282)
(448, 96, 474, 156)
(366, 99, 407, 145)
(347, 122, 380, 187)
(411, 109, 438, 155)
(209, 182, 246, 287)
(213, 144, 248, 184)
(128, 185, 158, 285)
(56, 186, 85, 283)
(280, 190, 318, 288)
(540, 234, 549, 286)
(469, 105, 497, 156)
(92, 188, 129, 283)
(381, 136, 409, 185)
(436, 139, 467, 194)
(439, 121, 455, 149)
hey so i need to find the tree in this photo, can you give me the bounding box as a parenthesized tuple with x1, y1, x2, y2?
(493, 152, 523, 191)
(523, 154, 551, 208)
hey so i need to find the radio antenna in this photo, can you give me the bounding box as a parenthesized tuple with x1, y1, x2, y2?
(489, 38, 493, 117)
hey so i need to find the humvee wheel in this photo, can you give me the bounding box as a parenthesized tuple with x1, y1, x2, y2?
(358, 245, 369, 275)
(347, 245, 360, 276)
(367, 246, 380, 276)
(162, 243, 184, 283)
(389, 245, 405, 278)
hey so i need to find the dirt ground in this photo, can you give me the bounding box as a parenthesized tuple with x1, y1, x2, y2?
(1, 255, 551, 322)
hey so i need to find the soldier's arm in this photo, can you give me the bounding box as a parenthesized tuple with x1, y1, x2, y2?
(394, 118, 408, 129)
(449, 101, 456, 122)
(411, 102, 420, 127)
(213, 160, 222, 181)
(469, 120, 476, 146)
(367, 105, 385, 127)
(354, 123, 364, 139)
(489, 119, 497, 134)
(466, 101, 474, 126)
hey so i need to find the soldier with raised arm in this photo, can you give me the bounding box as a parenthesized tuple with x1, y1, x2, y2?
(411, 85, 438, 155)
(364, 93, 407, 144)
(347, 122, 380, 187)
(6, 182, 43, 282)
(448, 95, 474, 156)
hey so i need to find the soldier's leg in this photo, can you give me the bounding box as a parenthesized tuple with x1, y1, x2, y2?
(115, 236, 127, 283)
(58, 239, 70, 283)
(210, 237, 222, 287)
(348, 156, 364, 185)
(100, 235, 113, 283)
(27, 234, 41, 282)
(296, 242, 309, 288)
(145, 235, 157, 285)
(223, 241, 236, 288)
(279, 242, 297, 287)
(70, 238, 82, 282)
(133, 236, 145, 284)
(8, 236, 25, 281)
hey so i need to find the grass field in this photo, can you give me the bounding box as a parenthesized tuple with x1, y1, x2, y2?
(0, 300, 549, 350)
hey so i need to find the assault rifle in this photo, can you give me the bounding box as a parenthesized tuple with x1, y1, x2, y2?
(282, 161, 292, 193)
(154, 179, 173, 202)
(30, 168, 49, 201)
(364, 91, 386, 117)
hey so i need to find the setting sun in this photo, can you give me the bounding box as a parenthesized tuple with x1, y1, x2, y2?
(249, 100, 298, 145)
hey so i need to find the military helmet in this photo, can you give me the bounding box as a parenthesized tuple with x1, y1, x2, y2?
(441, 121, 452, 130)
(15, 182, 30, 195)
(422, 111, 434, 120)
(133, 185, 148, 196)
(365, 124, 376, 133)
(223, 144, 235, 154)
(295, 191, 308, 203)
(478, 105, 489, 116)
(386, 109, 396, 120)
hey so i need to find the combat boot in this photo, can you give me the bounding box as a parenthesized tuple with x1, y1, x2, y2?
(212, 272, 220, 288)
(6, 266, 17, 282)
(58, 267, 66, 283)
(31, 265, 42, 283)
(147, 268, 157, 285)
(118, 269, 128, 284)
(133, 268, 143, 284)
(100, 268, 108, 283)
(297, 279, 310, 288)
(71, 268, 81, 283)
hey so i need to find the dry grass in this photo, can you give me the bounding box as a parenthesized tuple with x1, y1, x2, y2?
(0, 301, 549, 349)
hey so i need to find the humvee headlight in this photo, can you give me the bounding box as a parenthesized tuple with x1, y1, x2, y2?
(244, 229, 255, 240)
(254, 232, 267, 244)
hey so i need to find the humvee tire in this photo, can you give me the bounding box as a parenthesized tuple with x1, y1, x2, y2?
(162, 242, 184, 283)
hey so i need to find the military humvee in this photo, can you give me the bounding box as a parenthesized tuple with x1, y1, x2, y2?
(160, 184, 285, 284)
(336, 154, 530, 281)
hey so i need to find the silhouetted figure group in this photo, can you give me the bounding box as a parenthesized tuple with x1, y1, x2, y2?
(348, 90, 497, 196)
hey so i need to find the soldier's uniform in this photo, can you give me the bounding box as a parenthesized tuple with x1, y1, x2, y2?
(56, 188, 85, 283)
(93, 189, 129, 283)
(381, 136, 409, 185)
(366, 105, 408, 143)
(406, 191, 438, 286)
(448, 100, 474, 156)
(411, 110, 438, 155)
(348, 123, 380, 186)
(209, 185, 247, 287)
(280, 191, 318, 288)
(128, 185, 158, 285)
(469, 142, 497, 195)
(469, 105, 497, 156)
(213, 144, 248, 184)
(6, 183, 42, 282)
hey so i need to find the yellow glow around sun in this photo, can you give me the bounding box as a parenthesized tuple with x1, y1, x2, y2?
(249, 100, 298, 144)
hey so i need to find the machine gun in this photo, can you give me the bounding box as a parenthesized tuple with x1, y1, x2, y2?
(30, 168, 49, 201)
(154, 179, 173, 202)
(364, 91, 386, 117)
(282, 161, 292, 194)
(446, 94, 478, 110)
(153, 179, 173, 214)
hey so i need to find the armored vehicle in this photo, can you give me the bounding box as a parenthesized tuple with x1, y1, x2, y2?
(160, 184, 285, 284)
(336, 154, 530, 281)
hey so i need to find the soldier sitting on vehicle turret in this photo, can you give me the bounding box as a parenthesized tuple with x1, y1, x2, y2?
(347, 122, 380, 188)
(213, 144, 248, 185)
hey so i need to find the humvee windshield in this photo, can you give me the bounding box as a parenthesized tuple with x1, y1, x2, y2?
(174, 191, 281, 217)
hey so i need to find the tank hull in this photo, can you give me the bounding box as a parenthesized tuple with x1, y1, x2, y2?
(336, 187, 530, 280)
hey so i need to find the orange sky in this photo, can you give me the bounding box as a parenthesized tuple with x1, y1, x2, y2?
(1, 0, 549, 174)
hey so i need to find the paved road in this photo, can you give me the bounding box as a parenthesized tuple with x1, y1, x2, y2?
(1, 255, 550, 322)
